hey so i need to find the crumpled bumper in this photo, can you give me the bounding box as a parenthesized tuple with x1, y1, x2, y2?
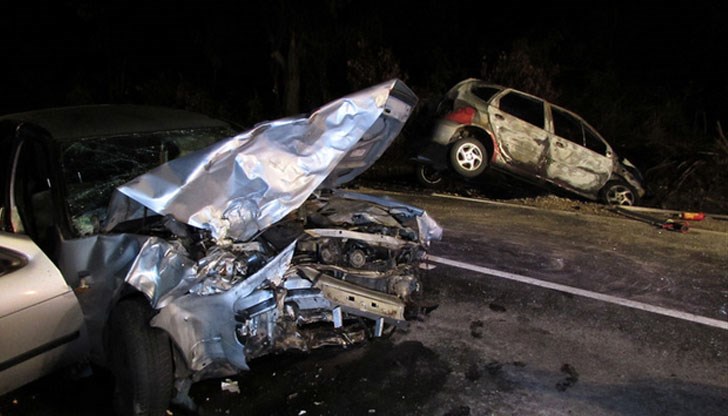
(110, 80, 441, 380)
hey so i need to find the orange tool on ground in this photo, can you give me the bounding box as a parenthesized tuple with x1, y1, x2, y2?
(679, 212, 705, 221)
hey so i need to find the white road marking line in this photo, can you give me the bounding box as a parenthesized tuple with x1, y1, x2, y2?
(427, 255, 728, 331)
(431, 192, 545, 211)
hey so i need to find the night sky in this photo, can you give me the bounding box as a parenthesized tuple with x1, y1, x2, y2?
(2, 1, 726, 158)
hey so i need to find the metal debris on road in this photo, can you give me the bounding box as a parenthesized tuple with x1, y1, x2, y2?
(220, 379, 240, 394)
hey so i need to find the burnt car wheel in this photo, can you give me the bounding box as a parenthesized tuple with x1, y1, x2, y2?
(450, 136, 487, 178)
(416, 164, 444, 187)
(600, 180, 639, 206)
(109, 297, 174, 416)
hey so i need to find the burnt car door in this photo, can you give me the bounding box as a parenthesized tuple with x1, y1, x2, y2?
(489, 90, 549, 173)
(546, 106, 613, 195)
(0, 123, 86, 395)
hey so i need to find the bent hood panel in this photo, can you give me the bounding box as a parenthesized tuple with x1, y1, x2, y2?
(105, 80, 416, 241)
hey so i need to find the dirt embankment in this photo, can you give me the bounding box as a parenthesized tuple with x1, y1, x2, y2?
(348, 173, 728, 235)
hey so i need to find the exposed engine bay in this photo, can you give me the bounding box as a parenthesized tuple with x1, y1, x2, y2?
(119, 189, 439, 381)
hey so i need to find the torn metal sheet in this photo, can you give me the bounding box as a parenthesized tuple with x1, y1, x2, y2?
(331, 190, 443, 245)
(105, 80, 415, 242)
(149, 242, 296, 377)
(124, 237, 199, 309)
(304, 228, 412, 250)
(113, 80, 438, 381)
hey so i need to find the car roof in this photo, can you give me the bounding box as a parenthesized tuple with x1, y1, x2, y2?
(0, 104, 233, 141)
(455, 78, 505, 91)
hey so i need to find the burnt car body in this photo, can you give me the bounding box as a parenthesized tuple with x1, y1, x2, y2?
(415, 78, 646, 206)
(0, 80, 440, 415)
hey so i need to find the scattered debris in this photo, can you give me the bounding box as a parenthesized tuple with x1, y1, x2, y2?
(469, 320, 484, 338)
(444, 405, 471, 416)
(612, 207, 689, 233)
(489, 303, 507, 313)
(485, 361, 503, 376)
(220, 379, 240, 394)
(465, 363, 482, 381)
(556, 363, 579, 392)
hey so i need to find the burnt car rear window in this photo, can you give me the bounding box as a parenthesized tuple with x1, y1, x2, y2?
(61, 127, 236, 235)
(498, 92, 544, 128)
(471, 86, 501, 103)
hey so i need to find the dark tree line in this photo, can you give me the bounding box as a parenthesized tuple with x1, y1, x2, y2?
(2, 1, 726, 210)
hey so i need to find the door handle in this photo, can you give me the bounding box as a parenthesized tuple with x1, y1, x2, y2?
(494, 114, 504, 121)
(555, 141, 565, 148)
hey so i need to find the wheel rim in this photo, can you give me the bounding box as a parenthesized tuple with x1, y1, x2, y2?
(606, 185, 635, 206)
(420, 166, 443, 184)
(455, 143, 483, 171)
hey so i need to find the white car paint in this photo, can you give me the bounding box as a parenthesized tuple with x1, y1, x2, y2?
(0, 232, 86, 395)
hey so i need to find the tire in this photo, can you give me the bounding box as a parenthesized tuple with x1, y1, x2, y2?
(600, 180, 639, 206)
(416, 164, 444, 187)
(450, 136, 488, 178)
(109, 297, 174, 416)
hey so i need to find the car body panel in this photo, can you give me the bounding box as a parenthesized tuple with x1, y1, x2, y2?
(489, 90, 548, 172)
(545, 134, 613, 194)
(421, 78, 646, 203)
(489, 106, 547, 172)
(105, 79, 417, 242)
(0, 232, 86, 395)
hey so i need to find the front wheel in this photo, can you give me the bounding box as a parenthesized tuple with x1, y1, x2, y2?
(450, 136, 488, 178)
(600, 180, 639, 206)
(109, 297, 174, 416)
(416, 164, 444, 187)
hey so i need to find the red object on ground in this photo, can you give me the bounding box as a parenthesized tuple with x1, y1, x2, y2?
(680, 212, 705, 221)
(444, 106, 476, 124)
(662, 220, 690, 233)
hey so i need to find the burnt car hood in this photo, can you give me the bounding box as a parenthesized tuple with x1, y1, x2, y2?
(104, 79, 417, 242)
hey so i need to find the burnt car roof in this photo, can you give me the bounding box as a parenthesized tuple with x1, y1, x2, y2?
(0, 104, 233, 141)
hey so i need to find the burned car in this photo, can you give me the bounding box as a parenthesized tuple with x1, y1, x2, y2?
(0, 80, 440, 415)
(415, 78, 646, 206)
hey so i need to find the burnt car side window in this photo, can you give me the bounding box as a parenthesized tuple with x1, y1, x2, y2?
(583, 125, 608, 155)
(552, 107, 584, 145)
(498, 92, 544, 128)
(471, 86, 501, 103)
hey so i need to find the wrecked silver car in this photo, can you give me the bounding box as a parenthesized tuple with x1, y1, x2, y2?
(0, 80, 440, 415)
(415, 78, 646, 206)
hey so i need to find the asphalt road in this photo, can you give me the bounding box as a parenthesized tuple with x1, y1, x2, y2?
(1, 191, 726, 416)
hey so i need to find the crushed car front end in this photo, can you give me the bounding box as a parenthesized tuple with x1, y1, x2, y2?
(105, 79, 441, 385)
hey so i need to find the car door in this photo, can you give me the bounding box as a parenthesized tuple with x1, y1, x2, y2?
(0, 125, 86, 395)
(489, 90, 549, 174)
(546, 106, 613, 195)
